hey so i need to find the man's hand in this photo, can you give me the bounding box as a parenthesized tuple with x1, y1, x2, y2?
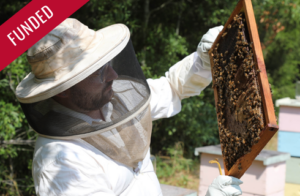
(205, 175, 243, 196)
(197, 25, 223, 69)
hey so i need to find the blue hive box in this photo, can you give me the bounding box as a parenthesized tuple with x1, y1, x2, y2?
(278, 131, 300, 157)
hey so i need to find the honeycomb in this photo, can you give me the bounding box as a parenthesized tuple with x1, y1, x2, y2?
(211, 13, 265, 171)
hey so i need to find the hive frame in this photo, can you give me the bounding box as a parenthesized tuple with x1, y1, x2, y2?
(208, 0, 279, 178)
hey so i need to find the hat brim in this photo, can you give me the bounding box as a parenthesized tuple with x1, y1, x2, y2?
(16, 24, 130, 103)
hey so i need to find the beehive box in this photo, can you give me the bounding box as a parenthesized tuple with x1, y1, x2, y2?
(276, 98, 300, 157)
(209, 0, 278, 178)
(195, 145, 290, 196)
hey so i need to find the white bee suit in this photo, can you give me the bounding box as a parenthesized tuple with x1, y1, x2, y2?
(32, 52, 212, 196)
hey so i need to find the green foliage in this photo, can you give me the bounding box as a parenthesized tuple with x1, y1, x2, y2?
(0, 54, 36, 195)
(1, 0, 300, 194)
(156, 142, 195, 187)
(253, 0, 300, 115)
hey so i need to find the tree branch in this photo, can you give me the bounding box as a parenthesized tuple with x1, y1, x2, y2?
(150, 0, 173, 14)
(1, 140, 35, 145)
(7, 72, 15, 94)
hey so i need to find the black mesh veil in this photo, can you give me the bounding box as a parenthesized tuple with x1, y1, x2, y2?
(20, 40, 152, 167)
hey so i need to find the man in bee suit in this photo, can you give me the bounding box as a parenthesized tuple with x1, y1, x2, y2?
(16, 18, 243, 196)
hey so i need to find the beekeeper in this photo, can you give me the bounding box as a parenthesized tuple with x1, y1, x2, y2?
(16, 18, 243, 196)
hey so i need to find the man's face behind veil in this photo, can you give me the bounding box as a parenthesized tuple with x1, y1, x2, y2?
(70, 64, 118, 111)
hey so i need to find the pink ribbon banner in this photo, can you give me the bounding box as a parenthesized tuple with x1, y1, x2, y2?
(0, 0, 89, 71)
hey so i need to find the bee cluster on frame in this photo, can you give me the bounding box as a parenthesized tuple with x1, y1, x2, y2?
(211, 13, 265, 171)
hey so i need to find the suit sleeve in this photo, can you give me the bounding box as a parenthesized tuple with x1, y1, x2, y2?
(147, 52, 212, 121)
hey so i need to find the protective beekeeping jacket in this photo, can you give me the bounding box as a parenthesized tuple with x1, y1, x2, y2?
(32, 52, 212, 196)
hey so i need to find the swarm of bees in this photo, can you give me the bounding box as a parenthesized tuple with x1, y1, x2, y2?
(212, 13, 265, 170)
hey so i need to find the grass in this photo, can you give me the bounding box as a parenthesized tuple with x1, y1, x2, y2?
(155, 142, 200, 190)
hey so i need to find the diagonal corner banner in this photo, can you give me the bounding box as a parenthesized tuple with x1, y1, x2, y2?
(0, 0, 89, 72)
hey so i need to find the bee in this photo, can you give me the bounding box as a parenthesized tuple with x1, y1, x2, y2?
(233, 15, 238, 21)
(244, 149, 250, 155)
(249, 109, 254, 116)
(245, 149, 251, 154)
(211, 53, 214, 57)
(238, 163, 242, 171)
(252, 100, 258, 106)
(248, 145, 252, 151)
(226, 132, 232, 137)
(228, 24, 232, 29)
(225, 51, 228, 55)
(242, 138, 246, 144)
(235, 136, 241, 141)
(257, 69, 261, 73)
(247, 117, 253, 124)
(256, 95, 261, 102)
(213, 59, 219, 63)
(256, 129, 261, 135)
(259, 120, 265, 129)
(222, 32, 227, 37)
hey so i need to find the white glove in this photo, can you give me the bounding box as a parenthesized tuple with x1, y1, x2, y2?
(205, 175, 243, 196)
(197, 25, 223, 69)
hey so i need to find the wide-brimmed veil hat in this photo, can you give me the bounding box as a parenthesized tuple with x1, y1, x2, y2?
(16, 18, 130, 103)
(16, 19, 152, 168)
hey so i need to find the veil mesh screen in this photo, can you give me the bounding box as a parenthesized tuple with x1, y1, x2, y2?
(20, 40, 152, 168)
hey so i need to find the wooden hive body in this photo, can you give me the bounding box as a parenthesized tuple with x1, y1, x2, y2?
(208, 0, 279, 178)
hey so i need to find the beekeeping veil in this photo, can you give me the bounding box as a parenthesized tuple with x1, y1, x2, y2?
(15, 18, 152, 168)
